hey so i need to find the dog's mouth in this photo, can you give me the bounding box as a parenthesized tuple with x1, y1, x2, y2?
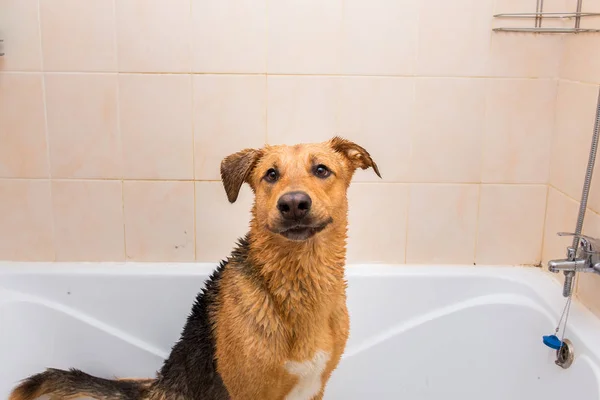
(270, 218, 333, 241)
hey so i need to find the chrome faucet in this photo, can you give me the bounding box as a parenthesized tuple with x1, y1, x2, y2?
(548, 232, 600, 297)
(548, 87, 600, 298)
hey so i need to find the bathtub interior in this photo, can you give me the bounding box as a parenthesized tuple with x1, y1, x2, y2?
(1, 263, 600, 400)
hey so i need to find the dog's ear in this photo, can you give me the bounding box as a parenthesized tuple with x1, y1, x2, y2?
(220, 148, 262, 203)
(329, 137, 381, 178)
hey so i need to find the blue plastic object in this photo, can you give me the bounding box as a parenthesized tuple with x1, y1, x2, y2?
(543, 335, 563, 350)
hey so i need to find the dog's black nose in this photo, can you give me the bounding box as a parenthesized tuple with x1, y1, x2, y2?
(277, 191, 312, 220)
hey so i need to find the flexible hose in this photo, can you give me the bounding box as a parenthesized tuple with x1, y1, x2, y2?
(564, 87, 600, 297)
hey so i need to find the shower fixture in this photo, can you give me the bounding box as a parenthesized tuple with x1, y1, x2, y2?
(547, 87, 600, 298)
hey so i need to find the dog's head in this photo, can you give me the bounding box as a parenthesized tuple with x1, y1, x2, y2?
(220, 137, 381, 242)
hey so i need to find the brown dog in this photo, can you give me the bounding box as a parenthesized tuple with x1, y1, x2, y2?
(10, 137, 380, 400)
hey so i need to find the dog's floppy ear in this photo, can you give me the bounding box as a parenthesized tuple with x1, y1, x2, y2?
(220, 148, 262, 203)
(329, 136, 381, 178)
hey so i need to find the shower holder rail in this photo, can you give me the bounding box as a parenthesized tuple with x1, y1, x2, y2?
(493, 11, 600, 33)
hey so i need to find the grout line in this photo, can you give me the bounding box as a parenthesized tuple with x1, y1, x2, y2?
(473, 183, 482, 265)
(188, 0, 193, 73)
(547, 77, 560, 179)
(190, 74, 198, 261)
(121, 180, 127, 261)
(539, 184, 551, 264)
(486, 0, 495, 70)
(193, 181, 197, 262)
(37, 0, 56, 262)
(0, 70, 574, 81)
(0, 177, 553, 185)
(264, 74, 269, 145)
(402, 78, 417, 264)
(560, 78, 600, 86)
(473, 71, 491, 266)
(403, 183, 411, 264)
(264, 0, 268, 144)
(265, 0, 269, 80)
(0, 177, 223, 183)
(338, 0, 345, 76)
(413, 0, 421, 79)
(190, 0, 198, 262)
(548, 184, 600, 217)
(113, 0, 127, 262)
(540, 77, 562, 264)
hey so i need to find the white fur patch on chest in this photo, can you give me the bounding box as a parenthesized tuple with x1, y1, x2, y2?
(284, 350, 331, 400)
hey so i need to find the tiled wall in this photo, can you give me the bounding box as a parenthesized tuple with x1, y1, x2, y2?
(543, 1, 600, 317)
(0, 0, 570, 265)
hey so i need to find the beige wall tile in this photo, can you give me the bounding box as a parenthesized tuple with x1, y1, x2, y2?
(406, 184, 478, 264)
(340, 0, 418, 75)
(489, 35, 561, 78)
(543, 188, 580, 265)
(338, 77, 414, 182)
(116, 0, 191, 72)
(268, 76, 413, 182)
(119, 74, 193, 180)
(124, 181, 194, 261)
(0, 73, 48, 178)
(195, 182, 253, 262)
(194, 75, 266, 180)
(195, 181, 408, 264)
(0, 180, 53, 261)
(492, 0, 535, 28)
(561, 36, 600, 84)
(590, 160, 600, 215)
(52, 180, 124, 261)
(477, 184, 547, 265)
(489, 5, 564, 75)
(578, 210, 600, 317)
(577, 270, 600, 318)
(267, 0, 341, 74)
(411, 78, 485, 183)
(1, 0, 587, 267)
(347, 183, 408, 263)
(482, 79, 556, 184)
(582, 207, 600, 245)
(583, 88, 600, 215)
(267, 76, 338, 145)
(537, 0, 573, 28)
(39, 0, 116, 72)
(417, 0, 493, 77)
(580, 0, 600, 30)
(191, 0, 266, 73)
(0, 0, 42, 71)
(45, 73, 121, 179)
(550, 81, 598, 200)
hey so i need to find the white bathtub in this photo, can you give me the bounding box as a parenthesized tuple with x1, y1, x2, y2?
(1, 263, 599, 400)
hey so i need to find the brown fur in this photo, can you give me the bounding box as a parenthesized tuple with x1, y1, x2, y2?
(9, 137, 380, 400)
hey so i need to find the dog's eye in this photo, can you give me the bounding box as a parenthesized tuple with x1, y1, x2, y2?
(264, 168, 279, 183)
(313, 164, 331, 179)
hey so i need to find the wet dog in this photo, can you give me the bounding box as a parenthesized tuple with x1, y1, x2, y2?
(10, 137, 380, 400)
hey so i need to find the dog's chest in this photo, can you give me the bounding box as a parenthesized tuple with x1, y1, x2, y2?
(283, 349, 331, 400)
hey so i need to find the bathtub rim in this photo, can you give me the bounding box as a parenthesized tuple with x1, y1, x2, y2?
(1, 262, 600, 367)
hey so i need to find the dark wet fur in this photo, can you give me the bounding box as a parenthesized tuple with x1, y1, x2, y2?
(10, 239, 253, 400)
(10, 368, 151, 400)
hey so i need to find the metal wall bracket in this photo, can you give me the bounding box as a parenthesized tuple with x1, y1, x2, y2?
(493, 0, 600, 33)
